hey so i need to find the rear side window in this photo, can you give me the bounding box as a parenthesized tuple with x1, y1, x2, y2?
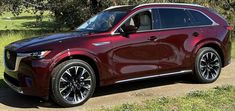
(188, 10, 213, 26)
(158, 9, 191, 29)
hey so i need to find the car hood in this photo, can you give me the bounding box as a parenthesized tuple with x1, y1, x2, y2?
(5, 31, 89, 51)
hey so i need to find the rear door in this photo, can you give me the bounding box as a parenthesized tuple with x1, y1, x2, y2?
(149, 8, 199, 73)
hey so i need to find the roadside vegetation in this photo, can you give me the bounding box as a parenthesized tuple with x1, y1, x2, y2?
(99, 85, 235, 111)
(1, 0, 235, 31)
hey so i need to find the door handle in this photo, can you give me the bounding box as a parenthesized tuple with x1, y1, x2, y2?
(148, 36, 159, 42)
(193, 32, 199, 37)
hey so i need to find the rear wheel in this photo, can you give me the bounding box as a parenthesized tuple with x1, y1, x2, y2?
(51, 59, 96, 107)
(194, 47, 222, 83)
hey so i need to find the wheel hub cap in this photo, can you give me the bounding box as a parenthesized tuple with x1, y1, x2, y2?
(199, 52, 221, 80)
(58, 66, 92, 104)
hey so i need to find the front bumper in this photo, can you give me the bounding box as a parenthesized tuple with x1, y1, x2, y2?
(3, 52, 51, 97)
(3, 74, 23, 94)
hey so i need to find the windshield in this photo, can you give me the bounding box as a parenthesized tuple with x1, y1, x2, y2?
(76, 11, 127, 33)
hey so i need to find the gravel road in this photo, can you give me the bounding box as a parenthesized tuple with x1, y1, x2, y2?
(0, 60, 235, 111)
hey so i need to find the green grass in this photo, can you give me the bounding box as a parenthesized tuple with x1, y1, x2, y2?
(0, 11, 52, 30)
(100, 85, 235, 111)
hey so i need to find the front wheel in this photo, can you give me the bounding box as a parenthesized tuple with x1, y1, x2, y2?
(194, 47, 222, 83)
(51, 59, 96, 107)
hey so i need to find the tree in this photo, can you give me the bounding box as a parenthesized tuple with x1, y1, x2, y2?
(0, 0, 234, 32)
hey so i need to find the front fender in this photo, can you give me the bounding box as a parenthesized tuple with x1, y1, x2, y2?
(49, 48, 101, 73)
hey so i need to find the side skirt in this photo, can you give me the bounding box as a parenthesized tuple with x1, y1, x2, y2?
(115, 70, 192, 83)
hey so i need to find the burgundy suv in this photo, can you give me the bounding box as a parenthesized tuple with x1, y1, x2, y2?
(4, 3, 232, 107)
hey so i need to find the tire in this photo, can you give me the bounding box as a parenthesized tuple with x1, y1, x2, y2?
(51, 59, 96, 107)
(194, 47, 222, 83)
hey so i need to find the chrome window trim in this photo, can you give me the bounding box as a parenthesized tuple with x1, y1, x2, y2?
(112, 24, 219, 36)
(115, 70, 192, 83)
(111, 7, 219, 35)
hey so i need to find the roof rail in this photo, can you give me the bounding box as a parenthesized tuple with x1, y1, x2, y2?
(104, 5, 131, 11)
(134, 3, 204, 9)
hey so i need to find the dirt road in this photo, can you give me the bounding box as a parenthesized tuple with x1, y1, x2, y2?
(1, 60, 235, 111)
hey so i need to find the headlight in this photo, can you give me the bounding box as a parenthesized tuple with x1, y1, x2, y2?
(30, 50, 51, 59)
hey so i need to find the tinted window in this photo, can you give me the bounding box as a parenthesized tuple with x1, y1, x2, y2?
(158, 9, 191, 28)
(152, 9, 161, 29)
(188, 10, 213, 26)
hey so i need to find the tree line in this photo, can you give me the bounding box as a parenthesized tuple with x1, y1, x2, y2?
(0, 0, 234, 32)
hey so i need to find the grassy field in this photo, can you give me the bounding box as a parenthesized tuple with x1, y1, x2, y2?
(0, 11, 52, 30)
(100, 85, 235, 111)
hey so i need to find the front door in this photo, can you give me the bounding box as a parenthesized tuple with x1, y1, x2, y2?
(111, 10, 162, 81)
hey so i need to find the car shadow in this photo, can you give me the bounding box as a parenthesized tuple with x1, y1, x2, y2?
(0, 73, 196, 108)
(93, 73, 195, 97)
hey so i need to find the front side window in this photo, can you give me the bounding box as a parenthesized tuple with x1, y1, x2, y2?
(77, 11, 127, 33)
(188, 10, 213, 26)
(120, 11, 152, 32)
(158, 8, 191, 29)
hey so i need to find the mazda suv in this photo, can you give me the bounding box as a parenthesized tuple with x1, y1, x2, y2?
(3, 3, 232, 107)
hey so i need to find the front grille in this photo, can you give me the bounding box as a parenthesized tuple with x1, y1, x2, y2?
(4, 49, 17, 70)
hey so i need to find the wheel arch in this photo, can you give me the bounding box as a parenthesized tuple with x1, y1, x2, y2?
(50, 49, 102, 87)
(193, 41, 225, 67)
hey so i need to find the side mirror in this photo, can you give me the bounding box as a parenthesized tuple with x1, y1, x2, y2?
(118, 25, 137, 37)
